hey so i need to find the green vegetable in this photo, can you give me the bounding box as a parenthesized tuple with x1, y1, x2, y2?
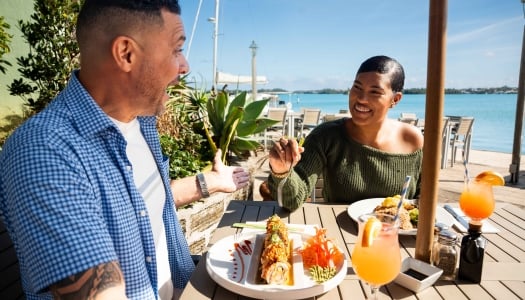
(409, 208, 419, 224)
(309, 265, 337, 283)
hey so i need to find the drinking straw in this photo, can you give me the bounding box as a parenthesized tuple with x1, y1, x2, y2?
(462, 149, 470, 185)
(394, 175, 412, 222)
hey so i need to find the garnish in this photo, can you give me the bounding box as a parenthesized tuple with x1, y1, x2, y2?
(474, 170, 505, 186)
(299, 227, 344, 282)
(362, 217, 382, 247)
(309, 265, 337, 283)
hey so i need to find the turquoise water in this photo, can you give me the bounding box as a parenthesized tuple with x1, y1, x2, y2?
(277, 93, 524, 154)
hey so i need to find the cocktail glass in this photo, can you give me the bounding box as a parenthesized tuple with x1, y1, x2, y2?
(352, 213, 401, 299)
(459, 181, 495, 225)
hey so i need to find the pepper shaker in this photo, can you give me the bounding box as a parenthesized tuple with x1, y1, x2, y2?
(431, 229, 458, 280)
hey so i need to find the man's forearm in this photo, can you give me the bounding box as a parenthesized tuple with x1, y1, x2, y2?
(50, 261, 127, 300)
(171, 174, 209, 208)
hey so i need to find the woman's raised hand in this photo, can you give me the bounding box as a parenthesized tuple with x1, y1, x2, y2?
(268, 137, 304, 174)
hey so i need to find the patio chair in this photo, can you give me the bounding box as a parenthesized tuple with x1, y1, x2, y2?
(309, 175, 325, 203)
(449, 116, 475, 167)
(296, 108, 321, 138)
(440, 117, 450, 169)
(0, 219, 23, 299)
(263, 107, 287, 149)
(398, 112, 417, 125)
(322, 112, 350, 123)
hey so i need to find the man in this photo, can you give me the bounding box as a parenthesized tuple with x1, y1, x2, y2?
(0, 1, 249, 299)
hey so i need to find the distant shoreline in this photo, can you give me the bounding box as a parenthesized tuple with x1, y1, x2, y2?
(258, 86, 518, 95)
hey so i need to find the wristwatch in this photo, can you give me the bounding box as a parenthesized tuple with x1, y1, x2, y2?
(196, 173, 210, 198)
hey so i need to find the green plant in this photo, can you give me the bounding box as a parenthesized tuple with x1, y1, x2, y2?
(204, 88, 278, 163)
(157, 78, 212, 179)
(8, 0, 82, 113)
(0, 16, 13, 74)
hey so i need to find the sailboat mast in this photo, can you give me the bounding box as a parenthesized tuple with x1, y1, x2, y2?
(212, 0, 219, 89)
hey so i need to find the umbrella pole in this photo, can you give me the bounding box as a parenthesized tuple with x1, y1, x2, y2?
(510, 24, 525, 184)
(415, 0, 448, 262)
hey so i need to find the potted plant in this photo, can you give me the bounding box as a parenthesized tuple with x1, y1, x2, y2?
(204, 87, 278, 164)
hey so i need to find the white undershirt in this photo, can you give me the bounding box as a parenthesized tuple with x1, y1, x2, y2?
(110, 117, 173, 300)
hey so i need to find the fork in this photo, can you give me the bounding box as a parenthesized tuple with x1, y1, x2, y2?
(234, 231, 241, 242)
(276, 162, 293, 207)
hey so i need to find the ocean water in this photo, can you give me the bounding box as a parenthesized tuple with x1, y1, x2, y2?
(276, 93, 524, 154)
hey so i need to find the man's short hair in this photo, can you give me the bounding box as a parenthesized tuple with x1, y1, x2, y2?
(76, 0, 181, 48)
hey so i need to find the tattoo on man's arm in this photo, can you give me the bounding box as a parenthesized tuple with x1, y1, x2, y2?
(51, 261, 124, 299)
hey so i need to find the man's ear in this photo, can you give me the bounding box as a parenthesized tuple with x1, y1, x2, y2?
(111, 36, 136, 72)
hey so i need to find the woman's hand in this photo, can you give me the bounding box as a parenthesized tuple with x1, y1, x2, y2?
(268, 137, 304, 174)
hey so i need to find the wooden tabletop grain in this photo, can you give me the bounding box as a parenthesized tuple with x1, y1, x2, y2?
(180, 200, 525, 300)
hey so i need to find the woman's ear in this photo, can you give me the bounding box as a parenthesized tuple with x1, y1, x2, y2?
(392, 92, 403, 106)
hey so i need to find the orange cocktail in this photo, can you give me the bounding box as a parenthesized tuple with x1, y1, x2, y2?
(352, 213, 400, 299)
(459, 181, 495, 222)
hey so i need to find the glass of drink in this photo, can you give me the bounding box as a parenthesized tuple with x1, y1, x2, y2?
(459, 181, 495, 224)
(352, 213, 401, 299)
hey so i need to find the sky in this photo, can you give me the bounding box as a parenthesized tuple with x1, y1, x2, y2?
(178, 0, 524, 91)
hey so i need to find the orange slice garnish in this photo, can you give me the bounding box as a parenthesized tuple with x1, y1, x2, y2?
(474, 170, 505, 186)
(362, 217, 382, 247)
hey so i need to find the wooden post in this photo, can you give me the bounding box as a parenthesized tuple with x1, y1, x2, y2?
(415, 0, 448, 263)
(510, 24, 525, 184)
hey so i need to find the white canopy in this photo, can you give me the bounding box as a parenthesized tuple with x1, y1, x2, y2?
(216, 71, 269, 85)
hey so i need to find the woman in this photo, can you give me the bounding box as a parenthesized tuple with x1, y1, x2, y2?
(267, 55, 424, 211)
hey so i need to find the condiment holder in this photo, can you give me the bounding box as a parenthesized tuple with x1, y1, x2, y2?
(394, 257, 443, 293)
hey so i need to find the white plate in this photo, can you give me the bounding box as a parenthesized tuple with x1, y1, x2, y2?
(206, 232, 347, 299)
(347, 198, 455, 235)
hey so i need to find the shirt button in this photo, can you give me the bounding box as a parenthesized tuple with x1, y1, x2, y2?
(140, 210, 147, 217)
(146, 256, 153, 263)
(126, 165, 132, 171)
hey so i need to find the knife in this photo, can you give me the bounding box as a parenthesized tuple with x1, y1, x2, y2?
(443, 205, 470, 230)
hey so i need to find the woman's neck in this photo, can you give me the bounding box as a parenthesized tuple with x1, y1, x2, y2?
(346, 118, 392, 148)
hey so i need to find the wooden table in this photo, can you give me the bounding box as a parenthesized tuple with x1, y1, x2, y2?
(180, 201, 525, 300)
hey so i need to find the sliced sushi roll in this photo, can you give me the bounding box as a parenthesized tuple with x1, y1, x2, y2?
(261, 261, 291, 285)
(260, 215, 292, 284)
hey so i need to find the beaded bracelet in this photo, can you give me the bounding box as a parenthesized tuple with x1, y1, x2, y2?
(270, 165, 290, 178)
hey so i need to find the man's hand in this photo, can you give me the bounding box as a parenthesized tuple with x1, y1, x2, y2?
(211, 149, 250, 192)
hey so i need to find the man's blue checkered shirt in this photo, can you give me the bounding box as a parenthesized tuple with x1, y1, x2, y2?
(0, 71, 195, 299)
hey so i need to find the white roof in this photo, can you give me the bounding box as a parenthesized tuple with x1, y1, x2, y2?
(216, 71, 269, 85)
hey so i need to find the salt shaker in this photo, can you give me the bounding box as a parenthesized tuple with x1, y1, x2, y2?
(431, 222, 450, 266)
(431, 229, 458, 280)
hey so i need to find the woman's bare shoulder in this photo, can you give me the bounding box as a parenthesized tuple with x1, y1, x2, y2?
(390, 120, 424, 152)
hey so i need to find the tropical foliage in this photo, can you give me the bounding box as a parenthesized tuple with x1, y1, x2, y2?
(0, 16, 12, 74)
(204, 88, 278, 163)
(157, 79, 213, 179)
(7, 0, 82, 113)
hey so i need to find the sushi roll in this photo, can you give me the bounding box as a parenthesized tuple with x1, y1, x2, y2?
(260, 215, 292, 284)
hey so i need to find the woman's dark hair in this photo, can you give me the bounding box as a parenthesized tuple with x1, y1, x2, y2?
(356, 55, 405, 93)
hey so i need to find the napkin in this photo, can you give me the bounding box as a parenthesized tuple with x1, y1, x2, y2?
(448, 207, 500, 233)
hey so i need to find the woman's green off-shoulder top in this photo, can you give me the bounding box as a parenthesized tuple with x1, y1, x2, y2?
(268, 118, 423, 211)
